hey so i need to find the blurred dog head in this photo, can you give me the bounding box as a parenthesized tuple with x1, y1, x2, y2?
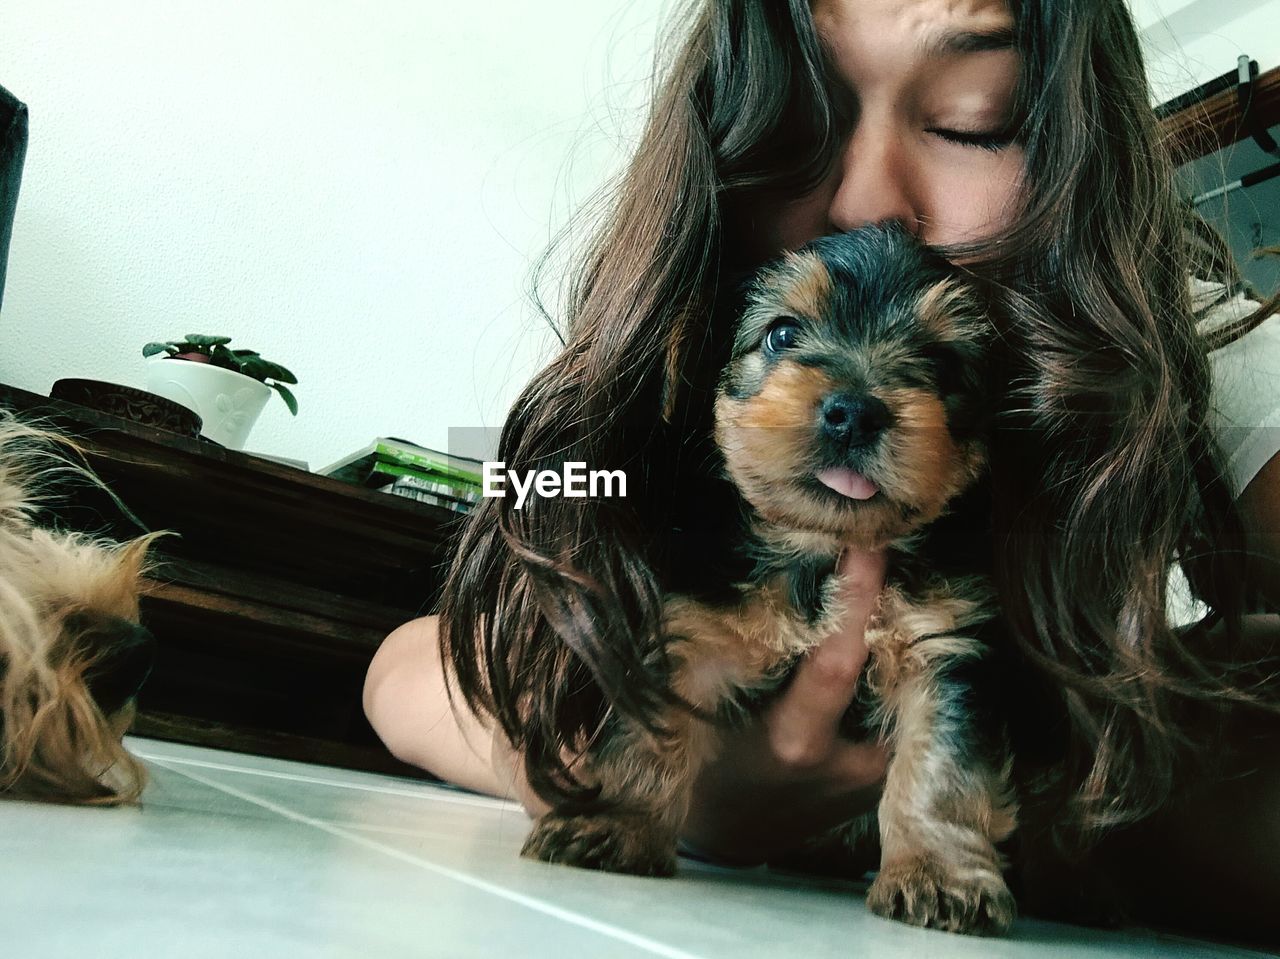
(0, 416, 159, 804)
(715, 225, 992, 548)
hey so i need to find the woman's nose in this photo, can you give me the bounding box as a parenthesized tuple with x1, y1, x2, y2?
(825, 128, 923, 237)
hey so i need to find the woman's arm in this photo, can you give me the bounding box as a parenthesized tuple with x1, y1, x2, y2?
(363, 550, 890, 855)
(1075, 452, 1280, 944)
(363, 616, 526, 801)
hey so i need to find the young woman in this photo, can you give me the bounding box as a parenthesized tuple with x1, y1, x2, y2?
(364, 0, 1280, 939)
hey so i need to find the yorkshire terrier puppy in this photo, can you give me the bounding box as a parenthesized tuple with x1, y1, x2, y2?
(522, 225, 1017, 935)
(0, 415, 159, 804)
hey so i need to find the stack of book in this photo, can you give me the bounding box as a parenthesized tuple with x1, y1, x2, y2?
(319, 437, 482, 514)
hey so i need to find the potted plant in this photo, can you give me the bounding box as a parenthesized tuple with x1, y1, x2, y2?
(143, 334, 298, 449)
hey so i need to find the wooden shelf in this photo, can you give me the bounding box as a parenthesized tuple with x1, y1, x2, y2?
(0, 383, 466, 774)
(132, 711, 440, 782)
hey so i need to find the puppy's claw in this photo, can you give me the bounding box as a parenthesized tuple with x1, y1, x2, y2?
(522, 812, 677, 877)
(867, 857, 1015, 935)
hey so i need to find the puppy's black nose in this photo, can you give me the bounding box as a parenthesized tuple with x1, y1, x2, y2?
(84, 621, 157, 716)
(820, 392, 891, 448)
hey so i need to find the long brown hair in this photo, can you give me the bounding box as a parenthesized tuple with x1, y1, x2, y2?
(439, 0, 1277, 832)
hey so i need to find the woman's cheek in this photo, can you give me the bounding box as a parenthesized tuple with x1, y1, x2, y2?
(924, 149, 1026, 244)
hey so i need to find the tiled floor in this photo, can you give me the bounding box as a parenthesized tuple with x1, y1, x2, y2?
(0, 737, 1272, 959)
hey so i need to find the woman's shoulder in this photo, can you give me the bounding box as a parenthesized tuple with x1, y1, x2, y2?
(1195, 278, 1280, 496)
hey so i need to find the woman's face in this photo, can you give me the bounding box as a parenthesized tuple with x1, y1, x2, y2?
(758, 0, 1026, 255)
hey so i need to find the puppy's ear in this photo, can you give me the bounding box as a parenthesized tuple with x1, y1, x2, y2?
(0, 616, 152, 805)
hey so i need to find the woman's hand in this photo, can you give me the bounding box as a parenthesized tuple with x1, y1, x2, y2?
(679, 548, 890, 863)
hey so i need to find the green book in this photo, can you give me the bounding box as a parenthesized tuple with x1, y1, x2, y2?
(371, 461, 481, 501)
(321, 437, 485, 487)
(386, 484, 475, 514)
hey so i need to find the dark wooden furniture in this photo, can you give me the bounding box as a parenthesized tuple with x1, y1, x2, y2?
(1162, 63, 1280, 162)
(0, 383, 465, 778)
(0, 83, 28, 310)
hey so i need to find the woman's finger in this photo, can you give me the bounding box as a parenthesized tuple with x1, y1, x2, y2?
(763, 549, 887, 767)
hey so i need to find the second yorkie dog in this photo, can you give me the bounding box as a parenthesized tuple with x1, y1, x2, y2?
(0, 414, 160, 805)
(522, 224, 1018, 935)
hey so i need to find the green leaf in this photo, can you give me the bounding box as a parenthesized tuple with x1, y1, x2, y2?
(209, 344, 241, 371)
(186, 334, 233, 347)
(272, 382, 299, 415)
(230, 349, 260, 357)
(258, 361, 298, 385)
(142, 342, 175, 357)
(238, 357, 272, 381)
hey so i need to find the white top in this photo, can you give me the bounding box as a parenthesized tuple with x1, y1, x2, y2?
(1195, 279, 1280, 496)
(1168, 279, 1280, 625)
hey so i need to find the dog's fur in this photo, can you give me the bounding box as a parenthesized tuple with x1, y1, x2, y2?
(0, 415, 158, 804)
(521, 225, 1018, 935)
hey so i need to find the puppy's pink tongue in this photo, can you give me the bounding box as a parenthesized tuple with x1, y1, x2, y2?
(816, 468, 878, 500)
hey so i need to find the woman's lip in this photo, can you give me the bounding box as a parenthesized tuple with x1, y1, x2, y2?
(815, 467, 879, 500)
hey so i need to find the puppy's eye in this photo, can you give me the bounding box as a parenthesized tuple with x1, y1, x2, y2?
(764, 318, 801, 353)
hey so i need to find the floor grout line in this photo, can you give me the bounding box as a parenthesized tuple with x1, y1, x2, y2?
(152, 758, 710, 959)
(132, 748, 519, 811)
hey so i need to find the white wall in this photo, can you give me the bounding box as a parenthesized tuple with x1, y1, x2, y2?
(0, 0, 669, 467)
(0, 0, 1274, 469)
(1135, 0, 1280, 103)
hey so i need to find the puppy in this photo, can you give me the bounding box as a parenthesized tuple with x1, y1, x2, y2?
(0, 414, 159, 804)
(521, 225, 1017, 935)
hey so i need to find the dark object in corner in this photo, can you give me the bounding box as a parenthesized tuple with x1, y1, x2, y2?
(0, 83, 28, 311)
(51, 378, 204, 438)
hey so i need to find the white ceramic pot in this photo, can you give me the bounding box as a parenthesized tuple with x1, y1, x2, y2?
(145, 357, 271, 450)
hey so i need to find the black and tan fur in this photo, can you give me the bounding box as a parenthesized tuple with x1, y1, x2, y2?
(0, 415, 159, 805)
(521, 225, 1017, 935)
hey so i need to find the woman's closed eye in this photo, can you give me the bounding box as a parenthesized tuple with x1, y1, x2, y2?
(927, 126, 1018, 152)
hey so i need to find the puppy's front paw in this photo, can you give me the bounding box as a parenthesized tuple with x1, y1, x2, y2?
(521, 812, 677, 877)
(867, 856, 1015, 935)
